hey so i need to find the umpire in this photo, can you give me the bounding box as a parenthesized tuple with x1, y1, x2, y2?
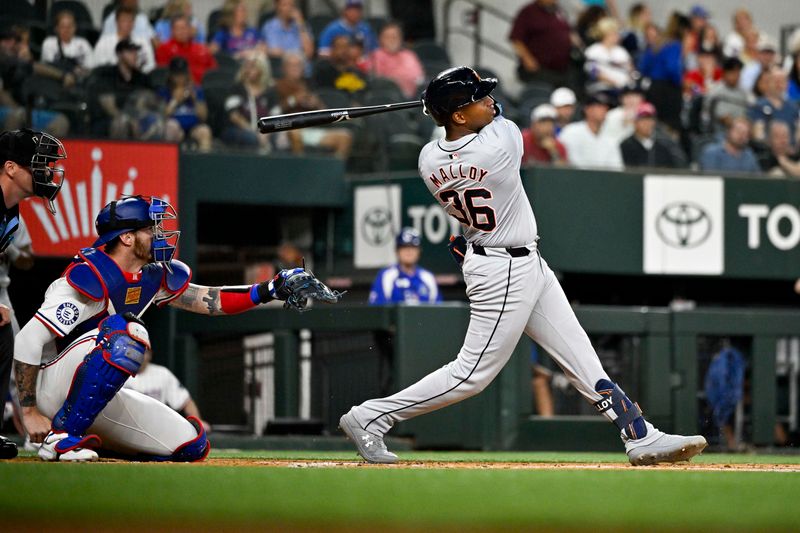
(0, 128, 66, 459)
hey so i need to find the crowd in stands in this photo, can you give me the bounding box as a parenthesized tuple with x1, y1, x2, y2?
(2, 0, 799, 177)
(511, 0, 800, 177)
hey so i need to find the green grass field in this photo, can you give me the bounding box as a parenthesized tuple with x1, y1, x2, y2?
(3, 450, 800, 532)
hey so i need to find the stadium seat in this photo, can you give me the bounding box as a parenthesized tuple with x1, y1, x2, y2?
(150, 67, 169, 91)
(309, 15, 335, 38)
(517, 96, 552, 129)
(214, 51, 241, 72)
(49, 1, 95, 29)
(315, 88, 352, 109)
(206, 9, 223, 42)
(387, 133, 425, 171)
(412, 40, 450, 64)
(5, 0, 40, 22)
(518, 82, 555, 105)
(367, 16, 388, 34)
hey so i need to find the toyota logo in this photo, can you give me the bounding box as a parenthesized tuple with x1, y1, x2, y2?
(362, 207, 394, 246)
(656, 202, 712, 248)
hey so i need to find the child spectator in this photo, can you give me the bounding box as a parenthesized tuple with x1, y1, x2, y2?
(684, 45, 721, 97)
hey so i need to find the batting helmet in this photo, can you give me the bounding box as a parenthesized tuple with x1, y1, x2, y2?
(421, 66, 497, 126)
(0, 128, 66, 214)
(94, 195, 180, 270)
(396, 227, 421, 248)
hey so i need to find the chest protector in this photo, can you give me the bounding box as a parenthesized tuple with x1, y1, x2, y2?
(58, 248, 190, 351)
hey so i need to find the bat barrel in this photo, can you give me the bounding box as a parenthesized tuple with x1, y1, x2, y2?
(258, 101, 422, 133)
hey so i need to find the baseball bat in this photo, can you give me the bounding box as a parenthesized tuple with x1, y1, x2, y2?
(257, 100, 423, 133)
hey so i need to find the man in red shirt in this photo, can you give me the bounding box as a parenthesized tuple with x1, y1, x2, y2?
(509, 0, 574, 87)
(155, 15, 216, 84)
(522, 104, 567, 165)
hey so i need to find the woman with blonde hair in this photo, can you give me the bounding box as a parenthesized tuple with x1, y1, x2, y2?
(222, 54, 275, 149)
(584, 17, 634, 100)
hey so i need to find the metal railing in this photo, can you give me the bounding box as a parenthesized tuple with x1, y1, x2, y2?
(443, 0, 518, 67)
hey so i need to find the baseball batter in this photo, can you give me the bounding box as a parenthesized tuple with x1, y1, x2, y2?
(14, 195, 341, 461)
(340, 67, 707, 465)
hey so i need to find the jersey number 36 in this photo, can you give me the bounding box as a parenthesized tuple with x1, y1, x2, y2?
(437, 188, 497, 231)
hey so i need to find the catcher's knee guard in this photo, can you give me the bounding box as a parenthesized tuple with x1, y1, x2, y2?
(594, 379, 647, 440)
(51, 314, 150, 440)
(144, 416, 211, 462)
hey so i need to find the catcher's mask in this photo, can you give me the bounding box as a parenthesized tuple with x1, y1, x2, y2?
(94, 195, 181, 272)
(421, 66, 497, 126)
(0, 128, 67, 214)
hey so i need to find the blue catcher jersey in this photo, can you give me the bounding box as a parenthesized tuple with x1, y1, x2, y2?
(368, 265, 441, 305)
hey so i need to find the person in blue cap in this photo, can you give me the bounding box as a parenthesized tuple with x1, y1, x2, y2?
(369, 227, 441, 305)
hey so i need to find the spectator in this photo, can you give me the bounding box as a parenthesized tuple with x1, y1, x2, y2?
(558, 92, 623, 169)
(688, 5, 711, 50)
(621, 102, 683, 168)
(722, 8, 757, 60)
(583, 17, 634, 99)
(601, 83, 644, 143)
(639, 12, 689, 132)
(101, 0, 155, 43)
(156, 16, 217, 84)
(0, 28, 69, 136)
(93, 7, 156, 73)
(363, 22, 424, 99)
(789, 51, 800, 102)
(90, 39, 156, 138)
(159, 56, 212, 152)
(154, 0, 205, 46)
(209, 0, 265, 60)
(620, 2, 651, 63)
(273, 53, 353, 158)
(123, 349, 211, 433)
(222, 55, 274, 150)
(575, 5, 608, 49)
(550, 86, 577, 135)
(705, 57, 748, 132)
(699, 117, 760, 173)
(369, 228, 440, 305)
(684, 45, 721, 97)
(522, 104, 567, 165)
(261, 0, 314, 64)
(759, 121, 800, 177)
(318, 0, 378, 58)
(748, 68, 800, 143)
(313, 34, 367, 94)
(697, 25, 722, 60)
(41, 11, 93, 76)
(509, 0, 574, 88)
(740, 35, 778, 95)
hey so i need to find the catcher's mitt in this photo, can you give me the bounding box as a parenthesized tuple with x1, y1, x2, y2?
(271, 268, 345, 312)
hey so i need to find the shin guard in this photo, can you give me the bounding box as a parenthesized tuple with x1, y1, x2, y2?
(594, 379, 647, 440)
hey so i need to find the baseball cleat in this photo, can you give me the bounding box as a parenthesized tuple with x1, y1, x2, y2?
(339, 411, 398, 464)
(0, 435, 18, 459)
(626, 431, 708, 466)
(38, 431, 100, 462)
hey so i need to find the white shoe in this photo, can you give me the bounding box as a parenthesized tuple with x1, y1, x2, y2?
(38, 431, 100, 462)
(626, 425, 707, 466)
(23, 436, 40, 452)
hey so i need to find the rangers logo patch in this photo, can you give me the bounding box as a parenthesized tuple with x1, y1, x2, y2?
(125, 287, 142, 305)
(55, 302, 80, 325)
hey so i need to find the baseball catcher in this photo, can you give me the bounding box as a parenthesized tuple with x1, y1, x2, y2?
(14, 195, 342, 461)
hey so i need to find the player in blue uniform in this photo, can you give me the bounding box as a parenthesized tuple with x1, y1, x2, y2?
(14, 195, 341, 461)
(369, 228, 441, 305)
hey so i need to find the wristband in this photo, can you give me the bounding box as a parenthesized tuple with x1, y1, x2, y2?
(219, 285, 261, 314)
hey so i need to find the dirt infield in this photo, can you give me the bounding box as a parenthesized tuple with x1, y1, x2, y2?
(8, 456, 800, 471)
(205, 458, 800, 472)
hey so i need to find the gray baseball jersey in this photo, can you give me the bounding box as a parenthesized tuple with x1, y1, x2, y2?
(418, 117, 538, 247)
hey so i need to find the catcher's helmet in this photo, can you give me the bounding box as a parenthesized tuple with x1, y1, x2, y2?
(0, 128, 66, 214)
(94, 195, 180, 271)
(396, 227, 421, 248)
(421, 66, 497, 126)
